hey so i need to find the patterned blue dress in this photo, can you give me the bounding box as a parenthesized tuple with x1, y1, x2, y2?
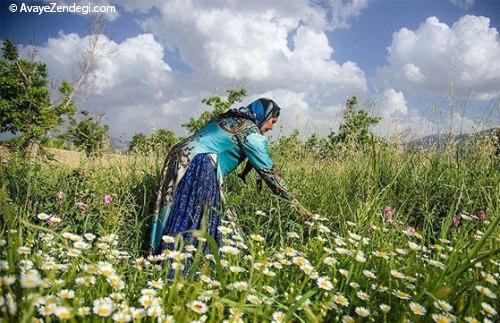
(150, 115, 294, 255)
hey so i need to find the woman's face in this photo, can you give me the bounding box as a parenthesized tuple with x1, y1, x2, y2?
(260, 116, 278, 134)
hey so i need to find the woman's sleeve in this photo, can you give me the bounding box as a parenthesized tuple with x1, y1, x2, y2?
(241, 132, 294, 201)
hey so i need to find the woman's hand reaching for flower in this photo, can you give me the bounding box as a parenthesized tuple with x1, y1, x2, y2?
(291, 198, 314, 222)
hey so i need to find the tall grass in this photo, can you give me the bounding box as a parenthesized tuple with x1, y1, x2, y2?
(0, 137, 498, 322)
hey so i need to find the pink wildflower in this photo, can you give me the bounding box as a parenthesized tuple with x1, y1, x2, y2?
(406, 226, 416, 236)
(103, 195, 113, 205)
(382, 206, 394, 222)
(474, 209, 486, 221)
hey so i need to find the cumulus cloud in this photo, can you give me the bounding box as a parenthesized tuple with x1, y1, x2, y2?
(379, 88, 409, 117)
(125, 0, 367, 136)
(30, 32, 175, 137)
(371, 87, 479, 140)
(22, 0, 400, 139)
(328, 0, 369, 29)
(377, 15, 500, 100)
(249, 89, 344, 138)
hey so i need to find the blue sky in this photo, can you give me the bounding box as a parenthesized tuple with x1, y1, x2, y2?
(1, 0, 499, 140)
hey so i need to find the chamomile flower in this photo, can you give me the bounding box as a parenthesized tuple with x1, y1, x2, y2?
(77, 306, 91, 317)
(334, 294, 349, 307)
(317, 276, 333, 290)
(17, 246, 31, 255)
(250, 234, 265, 242)
(107, 275, 125, 290)
(271, 311, 286, 323)
(481, 272, 497, 285)
(141, 288, 157, 297)
(339, 268, 349, 277)
(431, 314, 453, 323)
(139, 295, 158, 308)
(355, 251, 366, 263)
(20, 269, 42, 288)
(356, 291, 369, 301)
(379, 304, 391, 314)
(112, 311, 132, 322)
(335, 247, 350, 255)
(58, 289, 75, 299)
(363, 270, 377, 279)
(54, 306, 72, 320)
(481, 302, 497, 317)
(355, 307, 370, 317)
(349, 282, 360, 288)
(246, 295, 262, 306)
(409, 302, 426, 315)
(97, 262, 115, 277)
(218, 226, 233, 235)
(341, 315, 354, 323)
(476, 285, 497, 299)
(323, 257, 338, 266)
(390, 270, 405, 279)
(433, 300, 453, 312)
(148, 278, 164, 289)
(93, 297, 114, 317)
(147, 305, 162, 318)
(220, 246, 239, 255)
(408, 242, 422, 251)
(393, 290, 411, 300)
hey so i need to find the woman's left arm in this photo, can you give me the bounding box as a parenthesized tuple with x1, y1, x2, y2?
(240, 131, 295, 202)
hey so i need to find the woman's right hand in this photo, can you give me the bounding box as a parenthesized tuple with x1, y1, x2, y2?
(291, 198, 313, 222)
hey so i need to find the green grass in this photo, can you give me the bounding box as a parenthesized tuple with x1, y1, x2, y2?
(0, 138, 498, 322)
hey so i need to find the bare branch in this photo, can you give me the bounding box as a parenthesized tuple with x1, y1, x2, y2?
(57, 13, 112, 110)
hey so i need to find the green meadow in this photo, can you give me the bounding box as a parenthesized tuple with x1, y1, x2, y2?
(0, 133, 498, 322)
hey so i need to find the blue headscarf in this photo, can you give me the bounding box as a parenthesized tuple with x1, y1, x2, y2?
(221, 98, 281, 128)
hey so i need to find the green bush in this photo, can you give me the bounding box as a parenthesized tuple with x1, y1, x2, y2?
(128, 129, 180, 156)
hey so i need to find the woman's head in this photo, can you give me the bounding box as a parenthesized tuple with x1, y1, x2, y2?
(221, 97, 281, 133)
(246, 98, 281, 131)
(260, 116, 278, 134)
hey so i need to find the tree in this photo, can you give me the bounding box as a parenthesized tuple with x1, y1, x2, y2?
(149, 129, 178, 153)
(65, 111, 109, 157)
(0, 15, 110, 156)
(182, 87, 247, 133)
(334, 96, 381, 147)
(128, 129, 179, 155)
(0, 40, 76, 154)
(129, 133, 148, 152)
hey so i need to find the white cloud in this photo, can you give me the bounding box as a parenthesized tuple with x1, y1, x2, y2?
(377, 15, 500, 100)
(26, 1, 423, 140)
(30, 32, 176, 137)
(328, 0, 369, 29)
(128, 0, 367, 136)
(449, 0, 475, 10)
(250, 89, 342, 138)
(371, 87, 480, 140)
(379, 88, 409, 116)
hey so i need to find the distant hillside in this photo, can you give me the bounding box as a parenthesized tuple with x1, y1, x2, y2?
(406, 127, 499, 150)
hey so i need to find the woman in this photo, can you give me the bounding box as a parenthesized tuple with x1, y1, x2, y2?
(149, 98, 312, 256)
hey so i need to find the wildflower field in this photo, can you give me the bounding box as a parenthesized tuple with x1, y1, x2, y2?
(0, 138, 498, 323)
